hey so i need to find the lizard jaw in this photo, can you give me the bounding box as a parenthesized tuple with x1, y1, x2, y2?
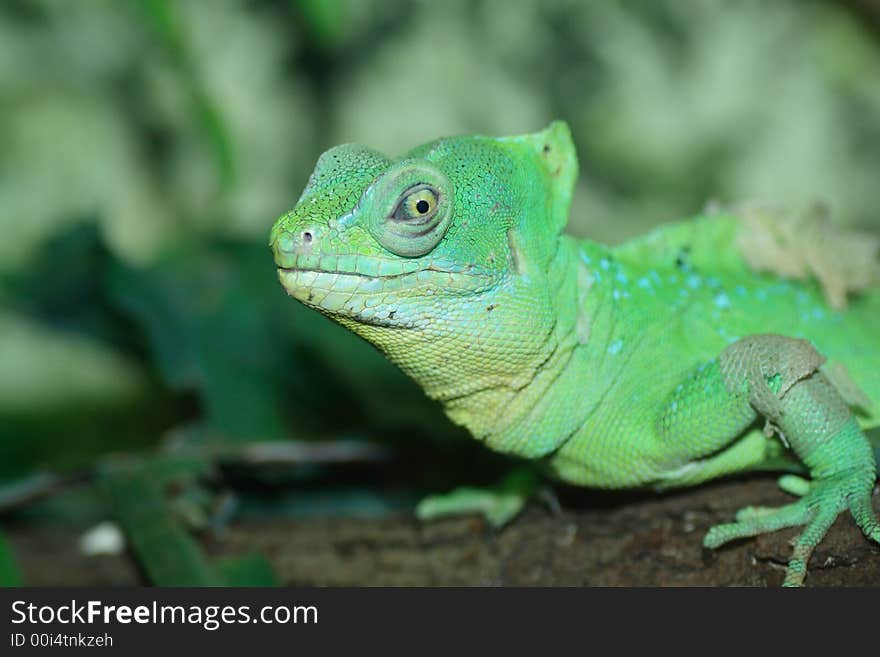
(277, 261, 495, 329)
(277, 266, 409, 328)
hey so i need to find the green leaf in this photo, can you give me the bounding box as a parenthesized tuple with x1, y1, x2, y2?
(216, 553, 279, 587)
(0, 528, 22, 587)
(99, 467, 221, 586)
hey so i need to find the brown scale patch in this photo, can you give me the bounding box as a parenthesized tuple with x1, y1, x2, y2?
(720, 334, 826, 437)
(821, 361, 873, 412)
(735, 203, 879, 310)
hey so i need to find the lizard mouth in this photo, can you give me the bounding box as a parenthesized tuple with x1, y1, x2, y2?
(276, 257, 494, 327)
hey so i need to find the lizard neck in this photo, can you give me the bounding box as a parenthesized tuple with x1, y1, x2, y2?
(371, 235, 609, 459)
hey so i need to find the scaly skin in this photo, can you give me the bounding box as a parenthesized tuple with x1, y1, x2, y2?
(269, 122, 880, 586)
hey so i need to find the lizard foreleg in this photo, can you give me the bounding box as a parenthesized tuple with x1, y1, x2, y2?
(679, 334, 880, 586)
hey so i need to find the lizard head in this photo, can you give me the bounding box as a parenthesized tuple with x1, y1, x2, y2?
(269, 121, 578, 399)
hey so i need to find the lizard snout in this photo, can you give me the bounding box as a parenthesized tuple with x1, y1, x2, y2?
(272, 226, 321, 268)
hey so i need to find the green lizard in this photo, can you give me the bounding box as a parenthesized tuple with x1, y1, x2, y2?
(269, 121, 880, 586)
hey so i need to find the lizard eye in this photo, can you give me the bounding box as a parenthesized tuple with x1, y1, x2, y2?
(363, 160, 453, 258)
(391, 186, 440, 223)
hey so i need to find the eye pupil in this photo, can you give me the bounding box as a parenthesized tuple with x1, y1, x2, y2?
(416, 199, 430, 214)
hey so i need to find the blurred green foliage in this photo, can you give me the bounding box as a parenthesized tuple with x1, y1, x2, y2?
(1, 0, 879, 585)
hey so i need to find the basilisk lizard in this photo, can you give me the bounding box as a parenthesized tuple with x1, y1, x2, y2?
(270, 122, 879, 586)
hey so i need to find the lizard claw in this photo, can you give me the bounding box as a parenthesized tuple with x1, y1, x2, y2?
(703, 472, 879, 586)
(415, 468, 541, 529)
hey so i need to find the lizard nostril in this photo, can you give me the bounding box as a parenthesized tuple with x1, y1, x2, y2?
(302, 230, 313, 244)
